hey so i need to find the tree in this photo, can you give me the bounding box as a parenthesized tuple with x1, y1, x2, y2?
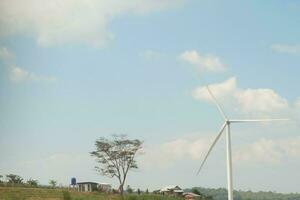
(145, 189, 149, 194)
(126, 185, 133, 193)
(49, 179, 57, 188)
(90, 135, 143, 196)
(137, 188, 141, 195)
(27, 178, 38, 187)
(0, 175, 3, 183)
(192, 188, 202, 195)
(6, 174, 23, 184)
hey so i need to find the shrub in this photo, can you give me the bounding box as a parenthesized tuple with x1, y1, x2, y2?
(63, 190, 72, 200)
(27, 178, 38, 187)
(126, 195, 138, 200)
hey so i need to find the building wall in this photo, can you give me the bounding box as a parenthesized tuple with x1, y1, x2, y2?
(77, 183, 97, 192)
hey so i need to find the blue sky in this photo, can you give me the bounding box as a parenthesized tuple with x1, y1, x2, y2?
(0, 0, 300, 193)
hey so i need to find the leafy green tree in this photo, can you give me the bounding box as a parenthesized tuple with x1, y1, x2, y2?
(145, 189, 149, 194)
(49, 179, 57, 188)
(27, 178, 38, 187)
(192, 188, 202, 195)
(204, 195, 213, 200)
(90, 135, 143, 197)
(6, 174, 23, 184)
(0, 175, 3, 183)
(126, 185, 133, 193)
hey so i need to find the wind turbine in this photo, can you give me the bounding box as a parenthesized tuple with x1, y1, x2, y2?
(196, 85, 288, 200)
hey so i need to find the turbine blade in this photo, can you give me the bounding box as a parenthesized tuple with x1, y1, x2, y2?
(196, 122, 227, 175)
(230, 119, 289, 123)
(205, 85, 228, 120)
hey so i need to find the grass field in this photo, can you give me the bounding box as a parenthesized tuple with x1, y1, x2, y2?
(0, 187, 182, 200)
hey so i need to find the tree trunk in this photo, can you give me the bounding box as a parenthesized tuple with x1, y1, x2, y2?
(119, 184, 124, 199)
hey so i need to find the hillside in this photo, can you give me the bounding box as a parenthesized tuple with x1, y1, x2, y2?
(0, 187, 181, 200)
(187, 187, 300, 200)
(2, 186, 300, 200)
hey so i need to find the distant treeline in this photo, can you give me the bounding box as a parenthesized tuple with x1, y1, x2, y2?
(186, 187, 300, 200)
(0, 174, 59, 189)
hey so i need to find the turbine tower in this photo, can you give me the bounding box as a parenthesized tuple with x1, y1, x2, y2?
(196, 85, 288, 200)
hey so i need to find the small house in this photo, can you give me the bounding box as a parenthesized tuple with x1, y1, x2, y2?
(77, 182, 98, 192)
(160, 185, 184, 196)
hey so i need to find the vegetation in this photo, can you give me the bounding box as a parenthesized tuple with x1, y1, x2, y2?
(190, 188, 213, 200)
(1, 186, 300, 200)
(26, 179, 38, 187)
(90, 135, 143, 196)
(187, 187, 300, 200)
(63, 190, 72, 200)
(126, 185, 133, 194)
(0, 174, 40, 188)
(6, 174, 23, 184)
(0, 187, 182, 200)
(49, 179, 57, 188)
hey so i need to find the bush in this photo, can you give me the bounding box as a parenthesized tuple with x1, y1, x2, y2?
(27, 179, 38, 187)
(63, 190, 72, 200)
(49, 179, 57, 188)
(126, 195, 138, 200)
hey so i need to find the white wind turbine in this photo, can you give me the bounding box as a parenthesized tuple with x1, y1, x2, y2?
(196, 85, 288, 200)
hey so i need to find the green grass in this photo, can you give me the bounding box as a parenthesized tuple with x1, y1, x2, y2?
(0, 187, 182, 200)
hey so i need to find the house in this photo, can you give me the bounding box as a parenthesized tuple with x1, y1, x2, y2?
(98, 183, 112, 192)
(77, 182, 98, 192)
(183, 192, 201, 200)
(160, 185, 184, 196)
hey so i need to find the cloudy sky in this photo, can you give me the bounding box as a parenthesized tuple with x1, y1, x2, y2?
(1, 0, 300, 193)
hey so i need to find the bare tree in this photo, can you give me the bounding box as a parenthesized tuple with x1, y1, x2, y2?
(90, 135, 143, 196)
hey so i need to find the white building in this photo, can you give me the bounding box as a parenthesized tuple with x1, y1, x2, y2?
(76, 181, 112, 193)
(77, 182, 98, 192)
(160, 185, 184, 196)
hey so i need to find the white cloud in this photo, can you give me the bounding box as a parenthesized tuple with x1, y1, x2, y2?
(235, 88, 289, 114)
(141, 135, 213, 168)
(271, 44, 300, 55)
(234, 137, 300, 165)
(192, 77, 236, 102)
(179, 50, 226, 72)
(0, 47, 14, 61)
(0, 0, 185, 47)
(161, 137, 211, 161)
(10, 65, 56, 83)
(0, 46, 56, 83)
(10, 66, 29, 82)
(142, 134, 300, 168)
(193, 77, 290, 115)
(295, 98, 300, 109)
